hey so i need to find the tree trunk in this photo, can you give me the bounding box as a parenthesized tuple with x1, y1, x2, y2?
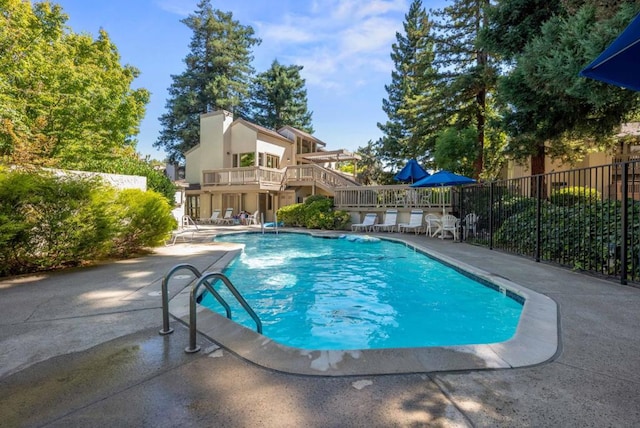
(474, 88, 485, 179)
(531, 144, 546, 198)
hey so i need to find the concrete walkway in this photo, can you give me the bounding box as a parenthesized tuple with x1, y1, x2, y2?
(1, 226, 639, 427)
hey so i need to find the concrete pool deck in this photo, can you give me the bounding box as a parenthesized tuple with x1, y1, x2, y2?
(1, 225, 640, 426)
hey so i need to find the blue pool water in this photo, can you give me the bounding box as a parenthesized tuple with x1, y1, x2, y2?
(203, 233, 523, 350)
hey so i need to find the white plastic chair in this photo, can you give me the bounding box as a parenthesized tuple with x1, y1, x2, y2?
(440, 214, 459, 240)
(351, 213, 377, 232)
(463, 213, 479, 239)
(398, 209, 424, 234)
(373, 209, 398, 232)
(246, 210, 260, 225)
(424, 214, 441, 237)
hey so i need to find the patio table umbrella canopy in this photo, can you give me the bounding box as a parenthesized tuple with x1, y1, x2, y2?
(411, 170, 476, 215)
(393, 159, 429, 183)
(580, 13, 640, 91)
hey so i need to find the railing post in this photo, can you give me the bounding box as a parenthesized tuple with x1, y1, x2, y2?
(621, 162, 629, 285)
(535, 175, 542, 263)
(159, 274, 174, 335)
(489, 181, 494, 250)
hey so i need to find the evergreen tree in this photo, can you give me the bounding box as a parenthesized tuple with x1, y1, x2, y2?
(248, 60, 313, 132)
(154, 0, 260, 162)
(355, 140, 395, 185)
(488, 1, 640, 174)
(431, 0, 497, 178)
(377, 0, 437, 169)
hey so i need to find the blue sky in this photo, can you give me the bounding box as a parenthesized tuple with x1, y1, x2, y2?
(53, 0, 442, 160)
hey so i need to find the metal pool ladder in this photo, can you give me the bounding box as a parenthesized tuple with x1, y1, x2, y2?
(159, 263, 262, 354)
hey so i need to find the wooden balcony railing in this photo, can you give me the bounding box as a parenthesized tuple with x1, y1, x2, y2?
(284, 164, 357, 188)
(202, 166, 283, 186)
(612, 153, 640, 163)
(202, 164, 357, 191)
(334, 185, 451, 210)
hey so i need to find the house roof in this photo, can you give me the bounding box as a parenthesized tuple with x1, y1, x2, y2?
(232, 119, 293, 144)
(299, 149, 361, 163)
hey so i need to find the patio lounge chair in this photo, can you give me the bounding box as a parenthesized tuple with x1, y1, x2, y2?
(373, 209, 398, 232)
(199, 209, 220, 224)
(351, 213, 377, 232)
(398, 209, 424, 234)
(215, 208, 234, 225)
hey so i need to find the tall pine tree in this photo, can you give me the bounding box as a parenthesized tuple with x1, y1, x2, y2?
(486, 1, 640, 175)
(154, 0, 260, 162)
(431, 0, 496, 178)
(248, 59, 314, 132)
(377, 0, 437, 169)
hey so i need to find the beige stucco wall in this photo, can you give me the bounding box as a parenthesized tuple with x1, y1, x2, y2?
(185, 110, 232, 183)
(230, 124, 258, 158)
(508, 150, 616, 180)
(230, 123, 292, 167)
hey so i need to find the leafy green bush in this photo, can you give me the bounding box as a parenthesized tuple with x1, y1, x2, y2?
(0, 169, 176, 277)
(550, 186, 601, 207)
(277, 203, 305, 226)
(0, 170, 112, 275)
(276, 195, 350, 230)
(493, 199, 635, 272)
(110, 189, 176, 255)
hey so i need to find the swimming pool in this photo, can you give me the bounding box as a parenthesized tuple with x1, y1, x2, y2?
(168, 230, 558, 375)
(204, 233, 523, 350)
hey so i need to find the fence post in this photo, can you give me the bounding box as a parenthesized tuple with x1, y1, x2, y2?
(535, 175, 542, 263)
(489, 181, 494, 250)
(621, 162, 629, 285)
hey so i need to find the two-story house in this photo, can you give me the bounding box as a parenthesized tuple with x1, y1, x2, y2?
(183, 110, 360, 222)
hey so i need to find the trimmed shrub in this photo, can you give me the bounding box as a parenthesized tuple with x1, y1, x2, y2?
(550, 186, 601, 207)
(110, 189, 176, 255)
(493, 199, 637, 272)
(277, 203, 305, 226)
(276, 195, 351, 230)
(0, 170, 113, 275)
(0, 169, 176, 277)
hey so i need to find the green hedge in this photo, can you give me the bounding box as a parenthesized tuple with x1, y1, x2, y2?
(0, 169, 176, 277)
(549, 186, 601, 207)
(276, 195, 350, 230)
(493, 198, 635, 272)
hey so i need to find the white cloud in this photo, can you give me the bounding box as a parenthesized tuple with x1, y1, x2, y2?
(155, 0, 197, 16)
(257, 22, 317, 44)
(339, 17, 398, 56)
(253, 1, 406, 92)
(327, 0, 407, 20)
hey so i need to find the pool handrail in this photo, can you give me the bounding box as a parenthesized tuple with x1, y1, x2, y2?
(186, 271, 263, 353)
(160, 264, 231, 335)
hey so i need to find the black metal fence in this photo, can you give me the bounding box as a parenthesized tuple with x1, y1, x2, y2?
(458, 161, 640, 285)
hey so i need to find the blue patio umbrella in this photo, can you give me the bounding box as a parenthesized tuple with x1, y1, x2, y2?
(393, 159, 429, 183)
(411, 170, 476, 215)
(580, 13, 640, 91)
